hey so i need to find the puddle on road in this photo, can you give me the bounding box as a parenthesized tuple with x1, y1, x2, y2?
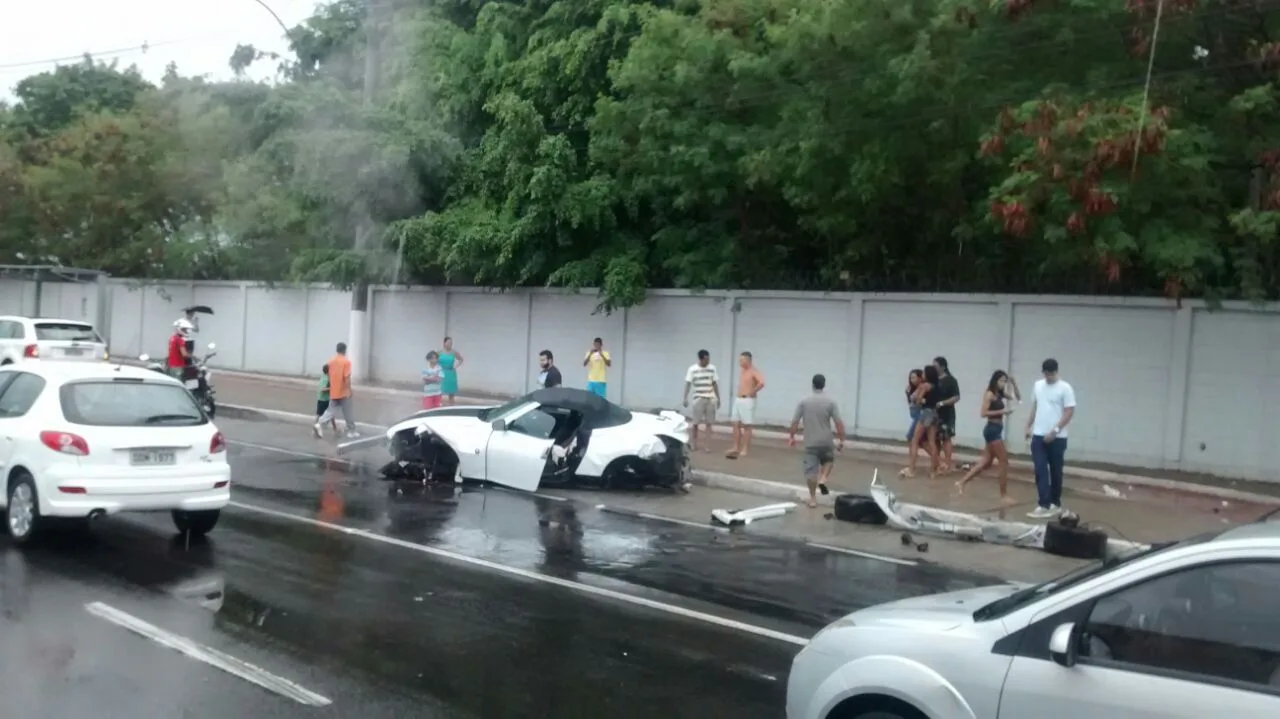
(226, 447, 1001, 630)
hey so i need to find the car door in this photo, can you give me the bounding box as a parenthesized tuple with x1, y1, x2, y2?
(0, 320, 20, 363)
(998, 559, 1280, 718)
(484, 405, 556, 492)
(0, 371, 44, 475)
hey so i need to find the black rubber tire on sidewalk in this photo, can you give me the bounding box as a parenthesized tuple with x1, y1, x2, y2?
(1043, 520, 1109, 560)
(833, 493, 889, 525)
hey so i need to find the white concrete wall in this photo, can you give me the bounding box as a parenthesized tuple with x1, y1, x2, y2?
(4, 276, 1277, 482)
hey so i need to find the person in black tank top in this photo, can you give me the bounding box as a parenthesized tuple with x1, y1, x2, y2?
(900, 365, 941, 478)
(956, 370, 1020, 503)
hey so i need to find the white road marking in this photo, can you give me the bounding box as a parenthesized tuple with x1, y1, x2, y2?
(227, 500, 811, 647)
(84, 601, 332, 706)
(596, 506, 729, 533)
(806, 541, 918, 567)
(232, 440, 344, 462)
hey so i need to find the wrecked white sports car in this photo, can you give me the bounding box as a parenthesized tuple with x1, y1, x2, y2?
(338, 387, 692, 492)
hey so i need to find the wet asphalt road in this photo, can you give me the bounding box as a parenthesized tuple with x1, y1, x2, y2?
(1, 439, 1006, 718)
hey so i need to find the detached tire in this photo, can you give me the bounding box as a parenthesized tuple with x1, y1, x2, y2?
(833, 493, 888, 525)
(1043, 520, 1108, 560)
(172, 509, 221, 537)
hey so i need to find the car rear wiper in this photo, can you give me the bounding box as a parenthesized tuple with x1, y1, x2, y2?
(142, 414, 200, 424)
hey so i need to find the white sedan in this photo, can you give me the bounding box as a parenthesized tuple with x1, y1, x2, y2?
(339, 387, 691, 492)
(0, 361, 231, 544)
(786, 519, 1280, 719)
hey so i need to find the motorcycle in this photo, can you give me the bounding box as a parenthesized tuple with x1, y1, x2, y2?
(138, 341, 219, 417)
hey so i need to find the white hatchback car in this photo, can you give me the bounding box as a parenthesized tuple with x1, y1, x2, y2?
(787, 520, 1280, 719)
(0, 315, 109, 364)
(0, 361, 230, 545)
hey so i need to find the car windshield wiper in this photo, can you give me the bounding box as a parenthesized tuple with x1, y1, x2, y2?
(142, 414, 200, 424)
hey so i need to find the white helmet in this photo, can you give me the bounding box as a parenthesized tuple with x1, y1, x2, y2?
(174, 318, 194, 337)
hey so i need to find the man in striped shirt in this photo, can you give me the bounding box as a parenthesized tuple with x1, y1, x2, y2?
(682, 349, 720, 451)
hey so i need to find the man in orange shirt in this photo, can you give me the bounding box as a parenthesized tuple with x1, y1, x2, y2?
(314, 342, 359, 438)
(726, 351, 765, 459)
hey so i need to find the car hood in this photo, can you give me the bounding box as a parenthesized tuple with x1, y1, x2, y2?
(842, 584, 1024, 631)
(626, 409, 690, 441)
(387, 405, 492, 435)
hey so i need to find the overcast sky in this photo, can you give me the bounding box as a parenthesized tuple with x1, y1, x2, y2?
(1, 0, 319, 101)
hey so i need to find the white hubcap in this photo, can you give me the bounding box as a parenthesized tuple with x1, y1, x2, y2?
(8, 484, 34, 537)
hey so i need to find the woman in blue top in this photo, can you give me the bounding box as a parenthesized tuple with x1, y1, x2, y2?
(438, 336, 464, 406)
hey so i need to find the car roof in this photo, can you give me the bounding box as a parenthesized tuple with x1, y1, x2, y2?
(0, 315, 95, 325)
(3, 361, 176, 385)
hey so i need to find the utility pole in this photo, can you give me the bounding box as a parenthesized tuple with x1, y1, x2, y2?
(348, 0, 381, 382)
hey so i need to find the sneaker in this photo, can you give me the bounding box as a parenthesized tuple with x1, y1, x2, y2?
(312, 423, 323, 439)
(1050, 504, 1064, 515)
(346, 430, 361, 438)
(1027, 506, 1055, 519)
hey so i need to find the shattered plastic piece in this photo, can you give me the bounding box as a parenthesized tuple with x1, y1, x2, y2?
(710, 502, 797, 526)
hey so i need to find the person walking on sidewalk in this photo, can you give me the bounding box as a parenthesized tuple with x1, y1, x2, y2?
(422, 351, 445, 409)
(788, 373, 845, 508)
(314, 342, 358, 439)
(900, 364, 941, 478)
(538, 350, 562, 388)
(1025, 358, 1077, 519)
(438, 337, 464, 406)
(583, 337, 611, 398)
(313, 364, 339, 435)
(955, 370, 1018, 503)
(726, 351, 765, 459)
(682, 349, 720, 452)
(933, 356, 961, 473)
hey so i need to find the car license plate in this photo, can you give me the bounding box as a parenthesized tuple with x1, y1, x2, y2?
(131, 450, 176, 466)
(63, 348, 85, 357)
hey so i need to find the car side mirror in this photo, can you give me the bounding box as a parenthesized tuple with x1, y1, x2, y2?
(491, 419, 507, 432)
(1048, 622, 1079, 667)
(138, 354, 150, 362)
(207, 342, 217, 351)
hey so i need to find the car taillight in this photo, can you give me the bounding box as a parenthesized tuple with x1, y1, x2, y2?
(40, 431, 89, 456)
(23, 344, 38, 358)
(210, 432, 226, 454)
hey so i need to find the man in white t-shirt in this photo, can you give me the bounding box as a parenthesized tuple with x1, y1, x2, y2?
(1024, 358, 1077, 518)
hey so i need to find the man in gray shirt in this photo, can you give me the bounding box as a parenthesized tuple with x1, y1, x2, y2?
(788, 374, 846, 507)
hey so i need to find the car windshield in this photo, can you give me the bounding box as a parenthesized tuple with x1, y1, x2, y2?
(60, 379, 208, 426)
(971, 529, 1225, 621)
(478, 394, 536, 422)
(35, 322, 102, 343)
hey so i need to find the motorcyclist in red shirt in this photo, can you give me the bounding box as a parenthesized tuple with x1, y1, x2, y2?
(167, 319, 193, 379)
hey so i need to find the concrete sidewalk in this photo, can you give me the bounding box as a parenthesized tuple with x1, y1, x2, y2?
(211, 371, 1276, 546)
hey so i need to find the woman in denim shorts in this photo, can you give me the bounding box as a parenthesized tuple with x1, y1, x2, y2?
(955, 370, 1019, 504)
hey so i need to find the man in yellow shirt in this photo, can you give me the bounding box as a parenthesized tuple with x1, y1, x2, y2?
(583, 337, 612, 398)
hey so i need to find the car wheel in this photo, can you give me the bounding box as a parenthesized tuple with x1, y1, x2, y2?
(602, 457, 649, 489)
(6, 472, 42, 545)
(172, 509, 221, 536)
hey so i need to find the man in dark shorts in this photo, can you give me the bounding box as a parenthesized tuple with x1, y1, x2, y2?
(933, 356, 961, 472)
(787, 374, 845, 508)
